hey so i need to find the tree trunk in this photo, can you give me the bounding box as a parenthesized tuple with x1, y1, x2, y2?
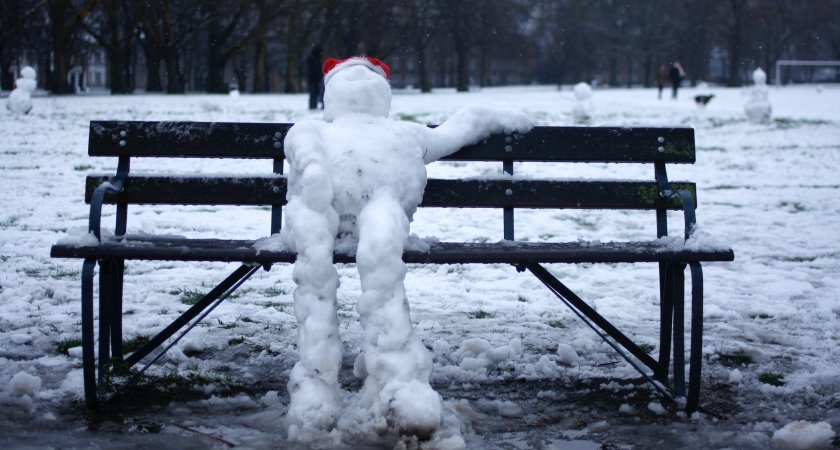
(643, 54, 653, 88)
(164, 50, 185, 93)
(49, 50, 73, 94)
(417, 50, 431, 93)
(144, 48, 163, 92)
(727, 0, 744, 87)
(455, 43, 469, 92)
(108, 48, 132, 94)
(608, 56, 618, 87)
(253, 39, 268, 93)
(0, 50, 13, 91)
(207, 48, 227, 93)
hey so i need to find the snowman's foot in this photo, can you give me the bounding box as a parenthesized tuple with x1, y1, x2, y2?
(386, 379, 442, 439)
(286, 374, 341, 442)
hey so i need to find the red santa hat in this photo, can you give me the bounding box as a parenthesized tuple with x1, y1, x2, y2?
(322, 56, 390, 85)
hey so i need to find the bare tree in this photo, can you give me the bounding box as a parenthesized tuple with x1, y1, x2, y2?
(0, 1, 48, 90)
(133, 0, 209, 93)
(82, 0, 135, 93)
(46, 0, 98, 94)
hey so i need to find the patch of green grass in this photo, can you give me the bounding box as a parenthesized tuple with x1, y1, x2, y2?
(547, 320, 566, 329)
(758, 371, 785, 386)
(218, 318, 236, 329)
(716, 349, 754, 366)
(468, 310, 495, 319)
(73, 164, 94, 171)
(774, 117, 831, 129)
(228, 337, 245, 346)
(779, 201, 807, 213)
(568, 216, 598, 231)
(261, 301, 287, 312)
(123, 335, 150, 353)
(708, 117, 745, 128)
(52, 269, 79, 279)
(260, 286, 288, 297)
(103, 369, 243, 405)
(773, 255, 819, 263)
(171, 288, 205, 305)
(56, 338, 83, 355)
(638, 343, 656, 354)
(395, 113, 427, 123)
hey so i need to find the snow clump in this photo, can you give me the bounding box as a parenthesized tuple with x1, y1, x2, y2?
(772, 420, 835, 450)
(8, 371, 42, 397)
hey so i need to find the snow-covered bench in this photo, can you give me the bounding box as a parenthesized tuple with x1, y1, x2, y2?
(51, 120, 733, 412)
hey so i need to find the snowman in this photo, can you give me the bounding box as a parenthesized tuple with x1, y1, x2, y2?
(7, 66, 37, 115)
(745, 67, 771, 124)
(279, 56, 532, 441)
(572, 81, 593, 124)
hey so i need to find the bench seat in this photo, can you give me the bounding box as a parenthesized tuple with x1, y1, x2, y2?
(52, 235, 734, 265)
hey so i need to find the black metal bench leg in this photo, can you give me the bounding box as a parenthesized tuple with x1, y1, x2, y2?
(687, 262, 704, 412)
(98, 260, 111, 383)
(81, 259, 98, 409)
(672, 263, 686, 398)
(110, 260, 125, 362)
(657, 262, 674, 382)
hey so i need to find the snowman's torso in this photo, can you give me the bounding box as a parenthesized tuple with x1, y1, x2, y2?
(318, 117, 428, 219)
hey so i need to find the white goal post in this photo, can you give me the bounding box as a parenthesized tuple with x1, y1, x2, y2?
(775, 60, 840, 86)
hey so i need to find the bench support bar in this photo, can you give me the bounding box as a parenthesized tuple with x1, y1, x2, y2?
(80, 262, 261, 408)
(527, 262, 704, 412)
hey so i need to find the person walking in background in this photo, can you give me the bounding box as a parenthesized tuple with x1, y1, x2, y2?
(669, 60, 685, 99)
(655, 64, 668, 100)
(306, 45, 324, 110)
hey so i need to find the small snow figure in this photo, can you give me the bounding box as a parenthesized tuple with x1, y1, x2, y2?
(572, 81, 592, 124)
(7, 66, 37, 115)
(280, 56, 531, 441)
(745, 67, 771, 124)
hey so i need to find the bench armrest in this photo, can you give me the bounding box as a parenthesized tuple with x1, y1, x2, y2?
(88, 179, 124, 241)
(662, 188, 697, 240)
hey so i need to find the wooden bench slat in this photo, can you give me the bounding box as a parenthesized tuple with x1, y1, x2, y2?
(89, 121, 694, 163)
(50, 236, 734, 264)
(86, 175, 696, 210)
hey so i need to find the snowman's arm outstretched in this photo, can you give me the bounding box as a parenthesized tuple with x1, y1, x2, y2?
(421, 105, 533, 164)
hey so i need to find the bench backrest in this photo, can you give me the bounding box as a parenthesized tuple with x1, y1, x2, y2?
(86, 121, 696, 239)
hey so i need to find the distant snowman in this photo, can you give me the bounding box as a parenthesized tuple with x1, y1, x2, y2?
(745, 67, 771, 124)
(279, 56, 532, 442)
(572, 81, 593, 124)
(7, 66, 37, 115)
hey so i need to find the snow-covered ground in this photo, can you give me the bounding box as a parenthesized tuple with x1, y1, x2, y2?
(1, 84, 839, 449)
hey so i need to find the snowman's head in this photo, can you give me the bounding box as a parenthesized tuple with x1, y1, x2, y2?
(322, 57, 391, 122)
(20, 66, 36, 80)
(752, 67, 767, 86)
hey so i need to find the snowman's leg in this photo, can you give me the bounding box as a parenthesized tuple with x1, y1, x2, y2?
(284, 162, 343, 437)
(355, 194, 441, 437)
